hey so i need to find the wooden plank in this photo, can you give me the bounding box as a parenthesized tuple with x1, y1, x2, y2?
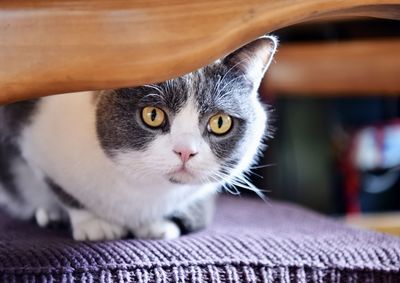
(0, 1, 399, 104)
(345, 212, 400, 236)
(263, 39, 400, 96)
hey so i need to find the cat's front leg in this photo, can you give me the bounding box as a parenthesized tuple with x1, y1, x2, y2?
(169, 194, 216, 234)
(133, 219, 181, 240)
(68, 208, 128, 241)
(133, 193, 216, 240)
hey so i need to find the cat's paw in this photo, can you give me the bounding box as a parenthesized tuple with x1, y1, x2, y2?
(35, 207, 64, 227)
(134, 220, 181, 240)
(73, 219, 127, 241)
(68, 209, 128, 241)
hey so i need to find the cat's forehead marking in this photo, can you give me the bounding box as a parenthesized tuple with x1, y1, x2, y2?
(156, 65, 247, 117)
(190, 65, 253, 119)
(170, 95, 201, 136)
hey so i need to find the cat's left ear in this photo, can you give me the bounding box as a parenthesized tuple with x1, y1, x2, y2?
(223, 35, 278, 90)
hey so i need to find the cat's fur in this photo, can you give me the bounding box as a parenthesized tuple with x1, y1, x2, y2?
(0, 36, 277, 241)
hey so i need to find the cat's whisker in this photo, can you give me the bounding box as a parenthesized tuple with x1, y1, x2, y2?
(216, 87, 248, 101)
(246, 170, 263, 179)
(205, 166, 269, 201)
(204, 174, 241, 196)
(222, 184, 241, 196)
(216, 57, 249, 91)
(213, 58, 251, 99)
(216, 60, 241, 92)
(144, 84, 165, 95)
(212, 75, 223, 98)
(215, 75, 246, 98)
(249, 163, 276, 170)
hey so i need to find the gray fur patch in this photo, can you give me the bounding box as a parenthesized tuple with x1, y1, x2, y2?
(0, 99, 39, 140)
(0, 141, 24, 202)
(96, 82, 190, 155)
(0, 100, 39, 204)
(192, 65, 253, 161)
(46, 178, 84, 209)
(169, 194, 215, 234)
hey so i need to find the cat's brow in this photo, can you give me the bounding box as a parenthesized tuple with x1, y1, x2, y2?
(139, 93, 167, 106)
(139, 91, 188, 114)
(199, 106, 246, 121)
(197, 93, 248, 119)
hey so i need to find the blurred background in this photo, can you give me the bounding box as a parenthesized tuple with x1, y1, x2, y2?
(246, 18, 400, 228)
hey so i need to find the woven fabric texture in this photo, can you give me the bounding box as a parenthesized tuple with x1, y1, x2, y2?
(0, 196, 399, 282)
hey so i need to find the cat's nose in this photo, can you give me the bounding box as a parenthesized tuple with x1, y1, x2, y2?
(173, 147, 198, 163)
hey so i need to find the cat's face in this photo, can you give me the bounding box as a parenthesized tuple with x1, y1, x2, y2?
(96, 36, 277, 187)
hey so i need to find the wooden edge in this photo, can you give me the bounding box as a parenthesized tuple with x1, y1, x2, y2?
(345, 212, 400, 236)
(308, 4, 400, 22)
(262, 39, 400, 96)
(1, 1, 400, 103)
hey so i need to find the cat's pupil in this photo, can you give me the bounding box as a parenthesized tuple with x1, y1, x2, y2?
(151, 109, 157, 121)
(218, 116, 223, 128)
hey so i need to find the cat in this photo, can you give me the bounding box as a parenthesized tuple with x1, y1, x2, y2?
(0, 36, 277, 241)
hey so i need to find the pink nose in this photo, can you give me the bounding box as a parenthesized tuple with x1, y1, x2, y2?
(173, 147, 198, 163)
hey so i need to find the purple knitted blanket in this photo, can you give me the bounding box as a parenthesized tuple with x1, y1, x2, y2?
(0, 196, 399, 282)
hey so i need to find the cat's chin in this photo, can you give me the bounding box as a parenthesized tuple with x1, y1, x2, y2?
(166, 166, 223, 186)
(168, 177, 188, 185)
(166, 167, 209, 185)
(167, 174, 213, 186)
(165, 166, 194, 185)
(167, 172, 195, 185)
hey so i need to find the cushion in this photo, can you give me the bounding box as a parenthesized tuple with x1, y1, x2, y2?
(0, 196, 399, 282)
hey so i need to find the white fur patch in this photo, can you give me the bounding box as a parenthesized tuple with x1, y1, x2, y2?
(69, 208, 128, 241)
(134, 219, 181, 240)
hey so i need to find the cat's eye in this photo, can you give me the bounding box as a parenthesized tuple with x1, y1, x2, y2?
(141, 107, 166, 128)
(208, 114, 232, 135)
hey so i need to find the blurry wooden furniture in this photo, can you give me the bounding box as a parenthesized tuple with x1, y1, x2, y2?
(1, 0, 400, 104)
(263, 39, 400, 96)
(346, 212, 400, 236)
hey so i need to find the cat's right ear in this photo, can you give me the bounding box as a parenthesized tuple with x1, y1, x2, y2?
(222, 35, 278, 90)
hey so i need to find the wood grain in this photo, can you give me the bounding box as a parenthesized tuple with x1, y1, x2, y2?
(1, 0, 400, 103)
(263, 39, 400, 96)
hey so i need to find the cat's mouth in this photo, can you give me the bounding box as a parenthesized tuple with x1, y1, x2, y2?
(167, 166, 196, 184)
